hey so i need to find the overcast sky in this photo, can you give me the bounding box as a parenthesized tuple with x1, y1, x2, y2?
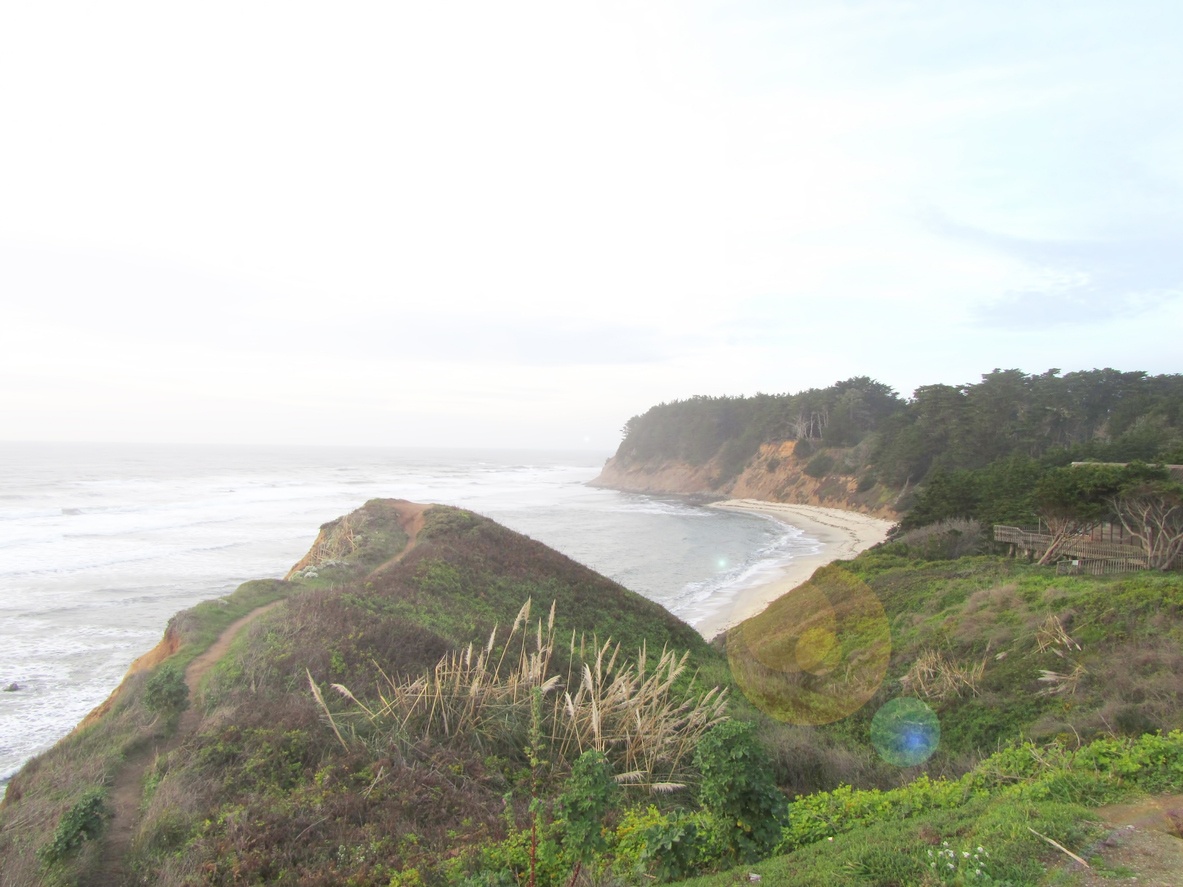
(3, 1, 1181, 452)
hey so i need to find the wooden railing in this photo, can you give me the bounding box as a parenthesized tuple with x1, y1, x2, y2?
(994, 525, 1149, 574)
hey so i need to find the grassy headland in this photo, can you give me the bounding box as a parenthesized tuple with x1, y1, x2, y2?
(2, 498, 1182, 885)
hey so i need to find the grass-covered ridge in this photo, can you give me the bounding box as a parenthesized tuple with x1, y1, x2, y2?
(0, 500, 737, 885)
(0, 575, 299, 887)
(739, 551, 1183, 804)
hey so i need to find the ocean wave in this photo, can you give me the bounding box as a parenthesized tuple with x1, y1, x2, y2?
(0, 540, 251, 580)
(0, 508, 67, 522)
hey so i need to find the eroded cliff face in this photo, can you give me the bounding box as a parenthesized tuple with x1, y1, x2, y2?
(75, 625, 183, 730)
(592, 441, 899, 520)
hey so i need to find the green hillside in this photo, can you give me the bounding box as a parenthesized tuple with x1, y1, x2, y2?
(4, 500, 1183, 885)
(0, 500, 732, 886)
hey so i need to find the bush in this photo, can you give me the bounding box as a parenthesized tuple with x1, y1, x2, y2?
(38, 787, 107, 863)
(557, 750, 619, 867)
(694, 721, 788, 865)
(893, 519, 984, 560)
(143, 663, 190, 719)
(803, 452, 835, 478)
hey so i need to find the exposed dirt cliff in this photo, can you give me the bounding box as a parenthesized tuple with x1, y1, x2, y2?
(74, 626, 183, 730)
(592, 440, 900, 520)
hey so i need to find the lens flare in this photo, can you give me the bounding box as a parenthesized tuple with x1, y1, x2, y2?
(871, 697, 940, 767)
(727, 565, 891, 725)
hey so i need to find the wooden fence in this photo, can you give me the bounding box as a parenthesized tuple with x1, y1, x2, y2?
(994, 524, 1150, 575)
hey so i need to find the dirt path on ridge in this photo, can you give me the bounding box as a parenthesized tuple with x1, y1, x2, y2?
(363, 501, 430, 582)
(85, 601, 283, 887)
(86, 501, 429, 885)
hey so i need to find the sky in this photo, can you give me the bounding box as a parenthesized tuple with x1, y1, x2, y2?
(2, 1, 1181, 452)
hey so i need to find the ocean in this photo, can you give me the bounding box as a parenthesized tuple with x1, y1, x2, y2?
(0, 442, 819, 784)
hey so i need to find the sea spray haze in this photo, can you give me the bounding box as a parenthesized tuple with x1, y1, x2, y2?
(0, 442, 816, 782)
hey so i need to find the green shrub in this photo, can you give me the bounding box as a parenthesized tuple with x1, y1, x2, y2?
(804, 452, 836, 478)
(38, 787, 107, 863)
(557, 750, 619, 868)
(639, 811, 707, 882)
(143, 662, 189, 719)
(695, 720, 788, 865)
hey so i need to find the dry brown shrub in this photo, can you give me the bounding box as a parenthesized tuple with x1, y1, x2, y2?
(900, 650, 987, 699)
(964, 583, 1020, 614)
(1036, 663, 1087, 696)
(1035, 613, 1081, 654)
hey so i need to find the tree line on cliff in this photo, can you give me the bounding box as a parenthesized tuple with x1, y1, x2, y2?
(614, 367, 1183, 537)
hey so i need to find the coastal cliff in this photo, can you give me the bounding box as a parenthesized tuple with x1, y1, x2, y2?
(597, 369, 1183, 532)
(0, 500, 723, 886)
(592, 440, 900, 520)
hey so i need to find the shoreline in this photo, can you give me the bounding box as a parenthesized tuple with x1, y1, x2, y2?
(694, 500, 895, 640)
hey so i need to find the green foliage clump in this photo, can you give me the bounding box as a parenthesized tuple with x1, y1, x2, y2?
(803, 451, 836, 478)
(38, 787, 107, 864)
(615, 378, 902, 469)
(142, 662, 189, 719)
(694, 720, 788, 865)
(419, 506, 480, 540)
(677, 731, 1183, 887)
(887, 518, 985, 560)
(556, 750, 619, 868)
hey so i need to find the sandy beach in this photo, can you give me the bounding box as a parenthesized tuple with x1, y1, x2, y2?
(695, 500, 896, 640)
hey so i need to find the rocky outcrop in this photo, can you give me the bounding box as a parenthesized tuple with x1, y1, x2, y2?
(592, 441, 900, 520)
(286, 513, 367, 579)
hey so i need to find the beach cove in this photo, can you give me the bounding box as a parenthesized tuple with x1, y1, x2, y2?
(695, 500, 896, 639)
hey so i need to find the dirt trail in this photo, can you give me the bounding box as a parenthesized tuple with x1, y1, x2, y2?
(1050, 794, 1183, 886)
(363, 501, 430, 581)
(85, 501, 429, 885)
(85, 601, 282, 887)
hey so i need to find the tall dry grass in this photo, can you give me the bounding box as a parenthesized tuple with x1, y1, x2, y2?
(1035, 613, 1081, 655)
(900, 650, 986, 699)
(311, 599, 727, 792)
